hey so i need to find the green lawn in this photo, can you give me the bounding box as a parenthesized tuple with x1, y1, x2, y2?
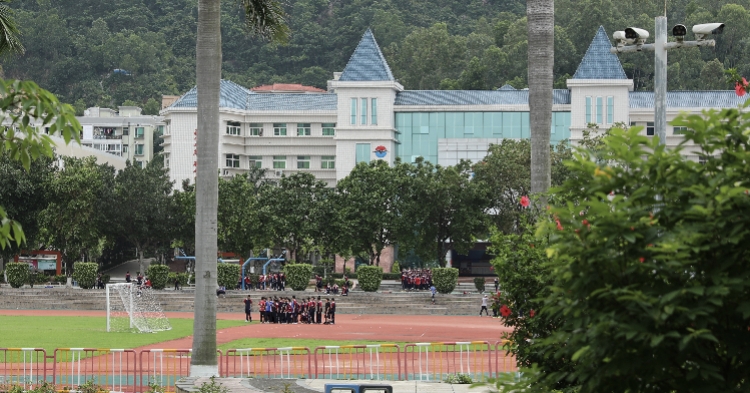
(219, 338, 405, 352)
(0, 315, 244, 354)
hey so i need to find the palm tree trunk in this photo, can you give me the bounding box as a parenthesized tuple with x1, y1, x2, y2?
(191, 0, 221, 377)
(527, 0, 554, 194)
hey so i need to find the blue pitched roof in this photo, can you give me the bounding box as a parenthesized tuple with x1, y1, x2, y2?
(498, 84, 517, 90)
(572, 26, 627, 80)
(339, 29, 395, 82)
(394, 89, 571, 106)
(170, 80, 255, 110)
(246, 94, 337, 111)
(629, 91, 747, 108)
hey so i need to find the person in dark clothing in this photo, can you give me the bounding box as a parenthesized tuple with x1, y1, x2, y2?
(244, 295, 253, 322)
(125, 271, 131, 283)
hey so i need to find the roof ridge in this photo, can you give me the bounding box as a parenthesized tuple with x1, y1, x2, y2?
(339, 28, 395, 82)
(572, 26, 627, 80)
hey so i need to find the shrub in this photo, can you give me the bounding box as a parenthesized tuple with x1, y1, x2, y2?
(432, 267, 458, 294)
(283, 264, 313, 291)
(217, 263, 240, 289)
(382, 273, 401, 280)
(145, 264, 170, 290)
(72, 262, 98, 289)
(390, 261, 401, 273)
(53, 275, 67, 285)
(444, 373, 473, 384)
(6, 263, 29, 288)
(168, 272, 190, 287)
(473, 277, 485, 293)
(357, 265, 383, 292)
(101, 274, 110, 285)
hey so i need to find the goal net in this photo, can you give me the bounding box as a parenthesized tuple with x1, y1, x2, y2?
(106, 283, 171, 333)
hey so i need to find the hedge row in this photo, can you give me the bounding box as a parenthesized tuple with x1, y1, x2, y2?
(357, 266, 383, 292)
(433, 267, 459, 294)
(73, 262, 98, 289)
(6, 263, 28, 288)
(284, 264, 313, 291)
(146, 264, 170, 290)
(218, 263, 240, 289)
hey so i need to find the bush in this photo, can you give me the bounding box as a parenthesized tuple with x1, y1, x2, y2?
(6, 263, 29, 288)
(168, 272, 190, 287)
(101, 274, 110, 285)
(382, 273, 401, 280)
(390, 261, 401, 273)
(432, 267, 458, 294)
(357, 265, 383, 292)
(53, 275, 67, 285)
(444, 373, 473, 384)
(217, 263, 240, 289)
(284, 263, 313, 291)
(72, 262, 98, 289)
(473, 277, 485, 292)
(146, 264, 170, 290)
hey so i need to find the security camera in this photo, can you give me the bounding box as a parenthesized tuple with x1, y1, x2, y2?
(613, 31, 627, 45)
(692, 23, 724, 41)
(672, 24, 687, 41)
(624, 27, 649, 45)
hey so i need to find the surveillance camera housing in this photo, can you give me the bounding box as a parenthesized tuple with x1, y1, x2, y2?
(613, 30, 628, 45)
(693, 23, 725, 40)
(624, 27, 649, 45)
(672, 24, 687, 40)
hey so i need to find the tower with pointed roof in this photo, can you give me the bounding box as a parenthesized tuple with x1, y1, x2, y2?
(567, 26, 633, 143)
(328, 28, 403, 180)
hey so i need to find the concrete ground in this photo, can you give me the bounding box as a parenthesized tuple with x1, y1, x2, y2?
(178, 378, 488, 393)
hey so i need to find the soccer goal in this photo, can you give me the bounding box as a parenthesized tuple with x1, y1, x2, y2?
(106, 283, 172, 333)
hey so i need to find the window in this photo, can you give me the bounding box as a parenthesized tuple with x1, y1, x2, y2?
(134, 144, 144, 155)
(371, 98, 378, 125)
(135, 160, 144, 168)
(322, 123, 336, 136)
(607, 96, 614, 124)
(135, 127, 145, 139)
(361, 98, 368, 125)
(350, 98, 357, 125)
(673, 126, 689, 135)
(165, 153, 170, 168)
(249, 123, 263, 136)
(321, 155, 335, 169)
(273, 123, 287, 136)
(157, 125, 165, 134)
(646, 122, 655, 136)
(585, 97, 592, 124)
(226, 121, 241, 135)
(297, 156, 311, 169)
(596, 97, 603, 124)
(122, 145, 129, 153)
(356, 143, 371, 164)
(297, 123, 311, 136)
(248, 155, 262, 168)
(123, 126, 129, 136)
(225, 154, 239, 168)
(273, 156, 286, 169)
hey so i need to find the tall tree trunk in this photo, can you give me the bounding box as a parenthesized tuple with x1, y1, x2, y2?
(528, 0, 554, 194)
(191, 0, 221, 377)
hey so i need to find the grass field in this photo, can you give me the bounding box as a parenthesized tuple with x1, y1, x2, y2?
(0, 315, 244, 353)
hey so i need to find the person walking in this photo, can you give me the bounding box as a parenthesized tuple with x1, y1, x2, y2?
(430, 285, 437, 304)
(480, 295, 489, 316)
(244, 295, 253, 322)
(494, 278, 499, 292)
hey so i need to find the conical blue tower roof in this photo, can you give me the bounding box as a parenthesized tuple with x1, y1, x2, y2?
(572, 26, 627, 79)
(340, 29, 395, 82)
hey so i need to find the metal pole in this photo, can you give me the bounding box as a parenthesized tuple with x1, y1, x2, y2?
(654, 16, 668, 146)
(129, 284, 134, 329)
(106, 284, 110, 332)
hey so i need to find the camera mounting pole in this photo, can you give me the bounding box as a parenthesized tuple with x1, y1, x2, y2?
(610, 17, 716, 146)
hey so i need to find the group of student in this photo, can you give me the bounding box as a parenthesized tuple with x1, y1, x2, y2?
(400, 268, 433, 291)
(240, 273, 286, 291)
(244, 295, 336, 325)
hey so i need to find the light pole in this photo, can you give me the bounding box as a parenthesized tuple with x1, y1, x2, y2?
(610, 17, 724, 146)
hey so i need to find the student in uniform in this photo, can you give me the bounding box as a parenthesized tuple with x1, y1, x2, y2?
(259, 297, 266, 323)
(324, 299, 331, 324)
(330, 298, 336, 324)
(243, 295, 253, 322)
(316, 296, 323, 324)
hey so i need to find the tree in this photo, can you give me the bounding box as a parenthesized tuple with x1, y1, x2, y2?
(191, 0, 288, 376)
(218, 171, 267, 257)
(527, 0, 554, 194)
(0, 0, 24, 57)
(113, 157, 174, 273)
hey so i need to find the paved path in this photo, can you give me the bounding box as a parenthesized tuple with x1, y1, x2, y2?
(178, 378, 486, 393)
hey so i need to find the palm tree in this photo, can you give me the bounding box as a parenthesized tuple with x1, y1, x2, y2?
(527, 0, 554, 194)
(0, 0, 23, 57)
(191, 0, 288, 376)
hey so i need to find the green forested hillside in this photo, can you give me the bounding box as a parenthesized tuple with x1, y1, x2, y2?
(4, 0, 750, 111)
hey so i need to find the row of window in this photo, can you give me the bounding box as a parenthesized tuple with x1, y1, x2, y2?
(350, 98, 378, 125)
(226, 122, 336, 137)
(82, 143, 145, 155)
(633, 122, 689, 136)
(585, 96, 615, 125)
(225, 155, 336, 170)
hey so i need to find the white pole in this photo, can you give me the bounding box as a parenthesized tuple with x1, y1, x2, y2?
(106, 284, 110, 332)
(129, 284, 134, 329)
(654, 16, 668, 146)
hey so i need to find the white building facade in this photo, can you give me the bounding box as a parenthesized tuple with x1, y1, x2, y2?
(161, 27, 746, 188)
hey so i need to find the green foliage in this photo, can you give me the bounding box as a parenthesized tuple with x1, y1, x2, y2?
(53, 275, 67, 285)
(432, 267, 458, 294)
(197, 377, 228, 393)
(145, 381, 165, 393)
(444, 373, 473, 384)
(382, 273, 401, 280)
(145, 264, 170, 290)
(168, 272, 190, 287)
(283, 263, 313, 291)
(77, 380, 103, 393)
(390, 261, 400, 273)
(100, 274, 110, 285)
(473, 277, 485, 293)
(28, 380, 57, 393)
(72, 262, 97, 289)
(536, 109, 750, 393)
(5, 262, 28, 288)
(217, 263, 240, 289)
(357, 265, 383, 292)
